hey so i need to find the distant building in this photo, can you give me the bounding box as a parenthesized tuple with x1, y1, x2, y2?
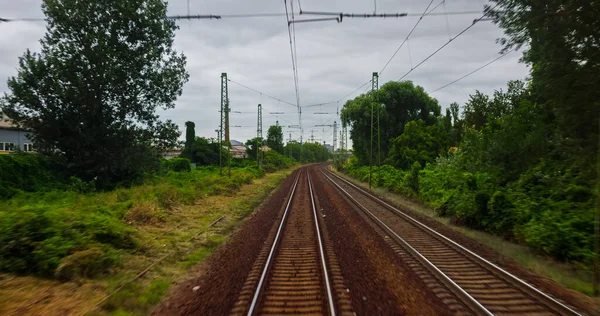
(162, 149, 183, 159)
(323, 143, 334, 153)
(230, 139, 247, 158)
(0, 114, 34, 154)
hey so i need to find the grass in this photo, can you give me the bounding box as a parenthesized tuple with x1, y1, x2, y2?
(0, 166, 296, 315)
(333, 168, 596, 296)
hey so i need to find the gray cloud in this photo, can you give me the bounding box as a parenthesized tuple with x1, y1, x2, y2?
(0, 0, 529, 145)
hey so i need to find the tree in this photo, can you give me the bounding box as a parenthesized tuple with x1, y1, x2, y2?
(387, 120, 447, 170)
(487, 0, 599, 146)
(181, 121, 196, 160)
(1, 0, 189, 187)
(245, 137, 263, 161)
(462, 91, 491, 130)
(266, 125, 284, 154)
(341, 81, 441, 165)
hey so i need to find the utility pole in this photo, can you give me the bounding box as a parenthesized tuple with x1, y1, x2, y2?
(219, 73, 228, 176)
(333, 121, 338, 165)
(594, 114, 600, 296)
(375, 73, 381, 187)
(369, 72, 379, 190)
(257, 104, 263, 169)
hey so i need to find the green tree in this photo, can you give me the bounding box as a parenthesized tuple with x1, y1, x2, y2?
(245, 137, 263, 161)
(462, 91, 490, 130)
(181, 121, 196, 160)
(266, 125, 284, 154)
(387, 120, 447, 170)
(341, 81, 441, 165)
(487, 0, 599, 147)
(1, 0, 189, 187)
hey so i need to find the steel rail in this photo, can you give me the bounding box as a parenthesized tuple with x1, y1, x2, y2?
(308, 171, 336, 316)
(324, 168, 582, 316)
(247, 169, 302, 316)
(320, 170, 492, 315)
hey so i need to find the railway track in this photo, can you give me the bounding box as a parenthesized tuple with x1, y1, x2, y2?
(320, 167, 583, 316)
(232, 169, 339, 315)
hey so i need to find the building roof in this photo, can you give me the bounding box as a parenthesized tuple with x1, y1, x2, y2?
(230, 139, 243, 146)
(0, 113, 28, 131)
(0, 114, 15, 129)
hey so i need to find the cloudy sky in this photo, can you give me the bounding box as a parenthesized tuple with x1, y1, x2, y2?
(0, 0, 529, 146)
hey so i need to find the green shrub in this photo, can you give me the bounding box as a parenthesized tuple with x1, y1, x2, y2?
(0, 205, 135, 277)
(0, 154, 67, 198)
(407, 161, 421, 195)
(168, 158, 191, 172)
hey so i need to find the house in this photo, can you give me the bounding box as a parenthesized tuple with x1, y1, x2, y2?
(230, 139, 247, 158)
(0, 114, 34, 154)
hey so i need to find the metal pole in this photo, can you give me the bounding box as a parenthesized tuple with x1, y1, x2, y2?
(220, 73, 228, 176)
(257, 104, 263, 169)
(594, 114, 600, 296)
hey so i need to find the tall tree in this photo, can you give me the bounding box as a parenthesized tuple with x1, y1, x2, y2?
(487, 0, 599, 146)
(181, 121, 195, 160)
(266, 125, 284, 154)
(341, 81, 441, 165)
(1, 0, 189, 187)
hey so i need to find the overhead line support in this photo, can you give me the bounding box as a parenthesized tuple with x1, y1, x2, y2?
(220, 73, 230, 177)
(370, 72, 380, 190)
(257, 104, 263, 169)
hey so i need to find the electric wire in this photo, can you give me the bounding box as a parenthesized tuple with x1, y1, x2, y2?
(442, 0, 452, 40)
(227, 78, 296, 107)
(379, 0, 435, 75)
(0, 10, 487, 23)
(431, 50, 514, 94)
(284, 0, 302, 134)
(397, 1, 502, 82)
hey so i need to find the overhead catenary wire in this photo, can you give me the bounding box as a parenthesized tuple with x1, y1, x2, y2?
(431, 50, 514, 94)
(227, 78, 296, 107)
(397, 1, 503, 82)
(379, 0, 435, 75)
(0, 9, 487, 23)
(284, 0, 303, 142)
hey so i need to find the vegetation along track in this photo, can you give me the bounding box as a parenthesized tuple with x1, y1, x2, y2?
(321, 167, 583, 316)
(232, 168, 338, 315)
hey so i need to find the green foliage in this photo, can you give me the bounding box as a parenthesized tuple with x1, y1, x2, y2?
(0, 205, 134, 277)
(0, 159, 293, 279)
(344, 79, 597, 265)
(0, 0, 188, 188)
(387, 120, 448, 170)
(408, 161, 421, 195)
(341, 81, 441, 165)
(167, 158, 191, 172)
(283, 141, 330, 163)
(262, 150, 295, 172)
(245, 137, 263, 161)
(266, 125, 284, 154)
(180, 121, 196, 160)
(487, 0, 599, 147)
(180, 132, 222, 165)
(0, 154, 67, 198)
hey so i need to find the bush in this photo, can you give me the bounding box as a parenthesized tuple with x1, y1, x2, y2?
(0, 206, 135, 277)
(167, 158, 191, 172)
(0, 154, 67, 198)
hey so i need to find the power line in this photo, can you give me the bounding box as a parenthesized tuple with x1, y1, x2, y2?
(0, 10, 487, 23)
(337, 80, 372, 103)
(379, 0, 435, 75)
(431, 50, 514, 93)
(397, 2, 502, 82)
(227, 78, 297, 107)
(284, 0, 302, 139)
